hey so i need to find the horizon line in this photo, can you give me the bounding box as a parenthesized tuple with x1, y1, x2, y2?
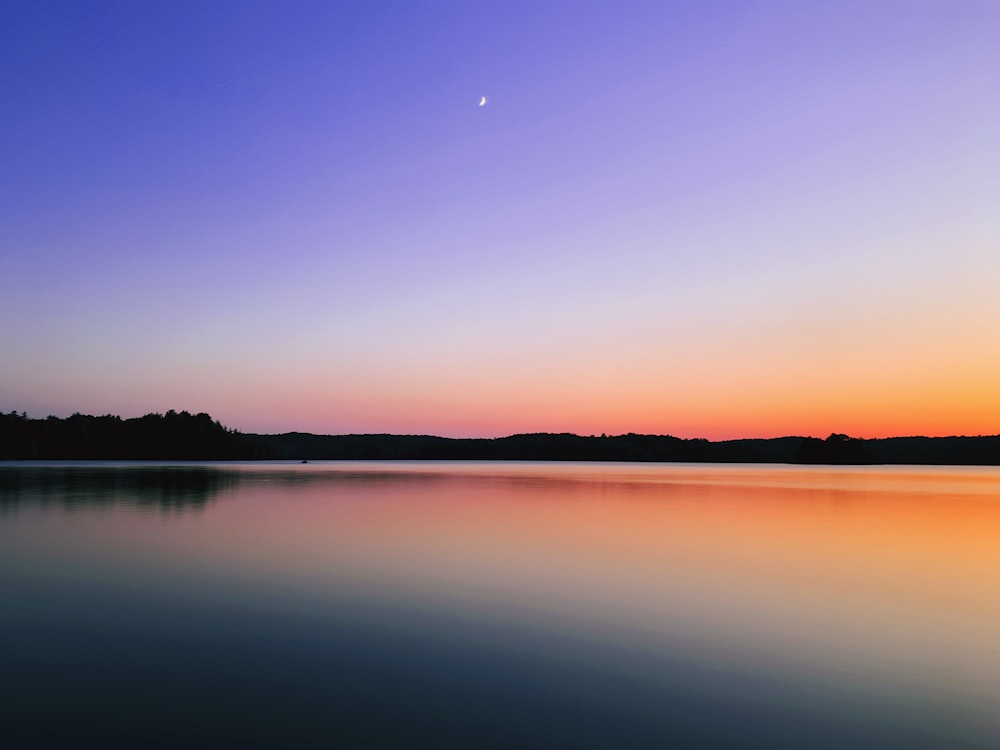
(7, 410, 999, 443)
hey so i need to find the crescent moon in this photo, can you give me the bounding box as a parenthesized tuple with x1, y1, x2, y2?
(478, 96, 487, 107)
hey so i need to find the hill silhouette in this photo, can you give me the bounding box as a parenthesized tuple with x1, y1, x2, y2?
(1, 410, 998, 465)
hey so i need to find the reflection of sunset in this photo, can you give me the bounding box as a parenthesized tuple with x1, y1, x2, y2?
(52, 463, 998, 710)
(4, 462, 1000, 743)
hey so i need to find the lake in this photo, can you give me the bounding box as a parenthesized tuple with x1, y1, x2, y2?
(2, 461, 999, 748)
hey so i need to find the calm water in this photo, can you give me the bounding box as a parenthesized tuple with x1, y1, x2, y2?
(2, 461, 999, 748)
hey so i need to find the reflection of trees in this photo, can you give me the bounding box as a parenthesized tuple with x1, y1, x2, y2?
(0, 466, 241, 516)
(0, 466, 449, 517)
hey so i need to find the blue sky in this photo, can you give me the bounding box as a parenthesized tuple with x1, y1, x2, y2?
(3, 1, 999, 437)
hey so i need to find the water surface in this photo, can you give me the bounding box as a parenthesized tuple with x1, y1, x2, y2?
(2, 461, 999, 748)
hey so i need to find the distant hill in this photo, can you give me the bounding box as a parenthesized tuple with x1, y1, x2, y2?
(248, 430, 1000, 465)
(246, 431, 807, 463)
(2, 411, 998, 465)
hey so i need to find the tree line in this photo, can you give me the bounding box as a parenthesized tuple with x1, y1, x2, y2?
(0, 410, 266, 460)
(2, 411, 998, 464)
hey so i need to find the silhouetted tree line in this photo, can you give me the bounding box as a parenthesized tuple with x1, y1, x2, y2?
(0, 410, 267, 460)
(250, 430, 1000, 465)
(2, 410, 999, 464)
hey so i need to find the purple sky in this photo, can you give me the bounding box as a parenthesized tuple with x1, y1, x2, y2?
(3, 1, 999, 438)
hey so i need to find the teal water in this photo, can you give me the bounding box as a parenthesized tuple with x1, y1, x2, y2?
(2, 461, 999, 748)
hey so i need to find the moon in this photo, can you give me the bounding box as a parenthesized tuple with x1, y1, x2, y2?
(478, 96, 487, 107)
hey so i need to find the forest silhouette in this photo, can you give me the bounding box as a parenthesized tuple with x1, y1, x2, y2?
(2, 410, 999, 465)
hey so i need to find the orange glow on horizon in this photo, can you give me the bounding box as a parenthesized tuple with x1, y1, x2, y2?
(202, 314, 1000, 439)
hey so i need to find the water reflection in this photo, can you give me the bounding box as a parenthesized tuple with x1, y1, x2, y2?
(1, 462, 999, 748)
(0, 462, 472, 516)
(0, 465, 240, 515)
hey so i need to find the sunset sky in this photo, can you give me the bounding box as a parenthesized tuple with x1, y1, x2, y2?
(3, 1, 999, 439)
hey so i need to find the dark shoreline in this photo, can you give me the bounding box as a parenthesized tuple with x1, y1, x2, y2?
(2, 410, 999, 465)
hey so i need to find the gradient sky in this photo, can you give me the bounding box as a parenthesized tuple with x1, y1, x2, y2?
(2, 1, 999, 439)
